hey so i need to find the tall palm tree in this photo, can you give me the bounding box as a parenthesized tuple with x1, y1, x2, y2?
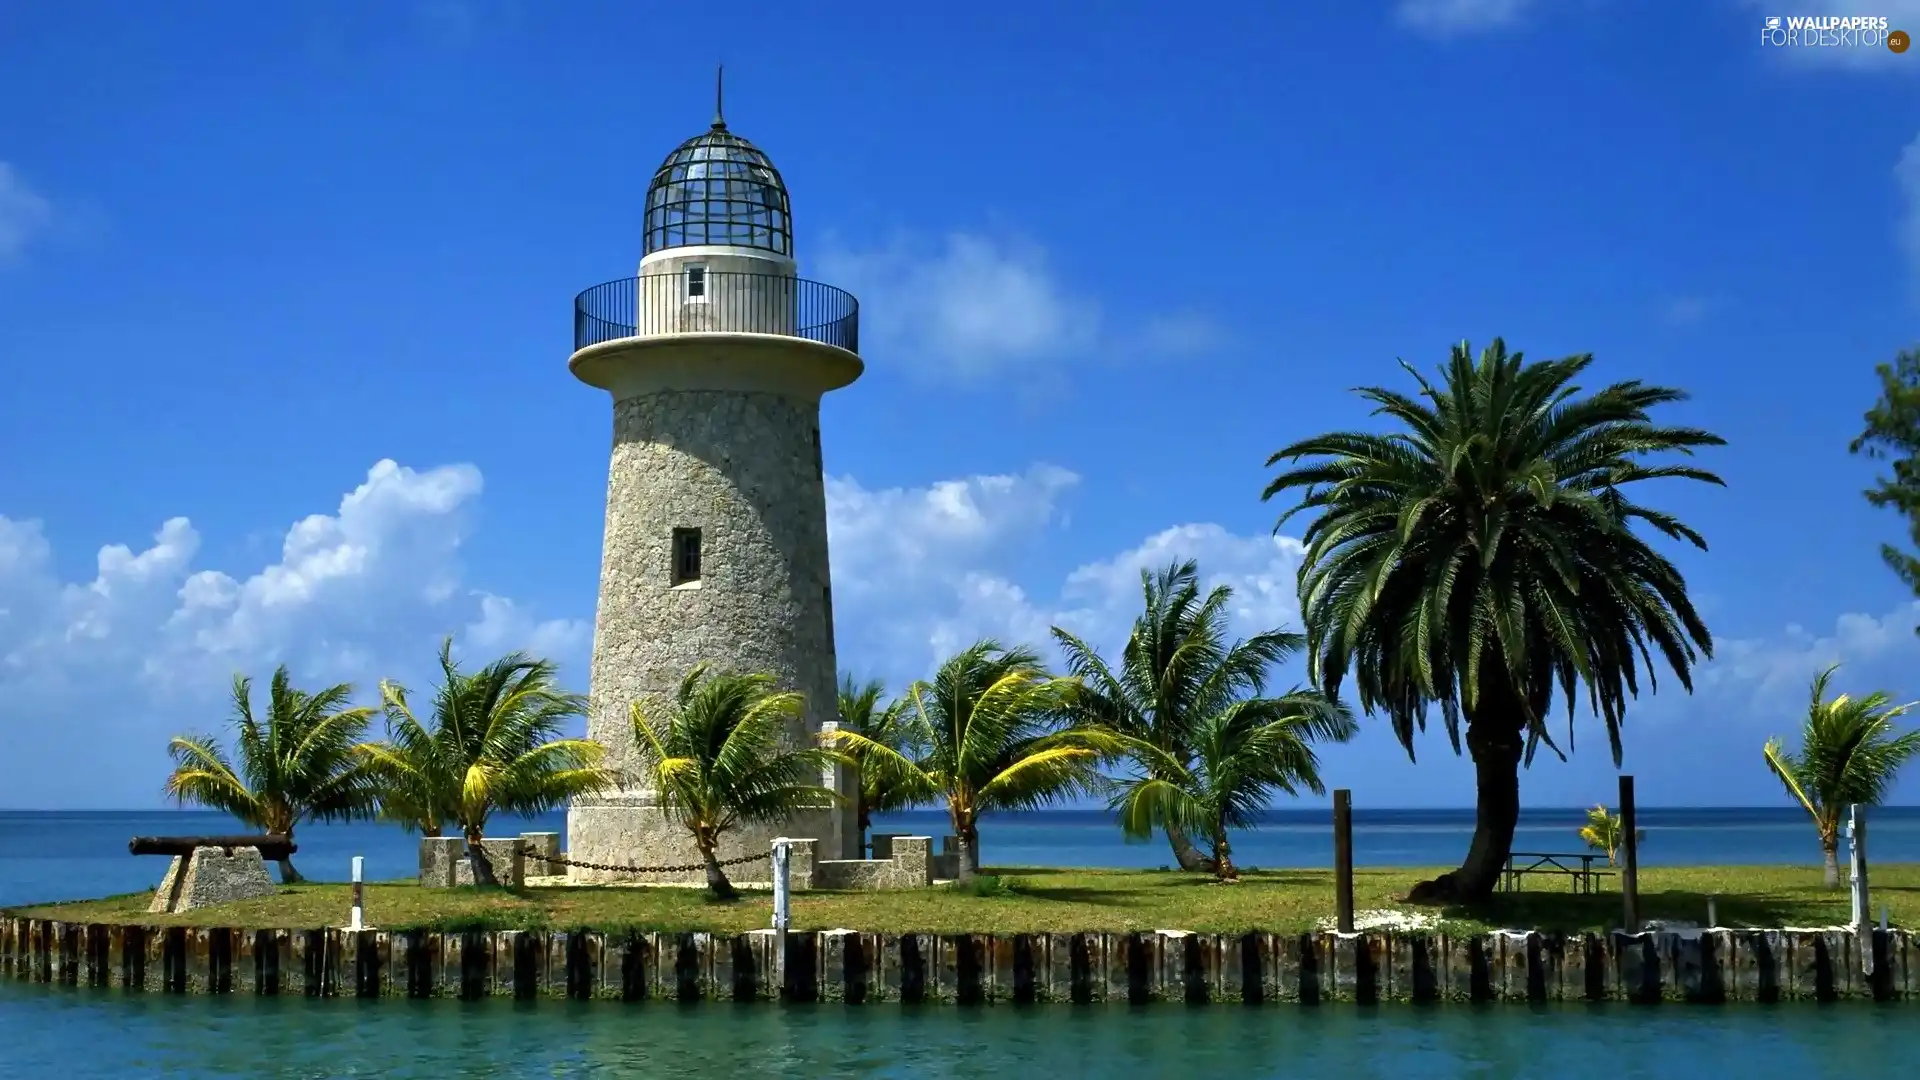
(1763, 663, 1920, 888)
(827, 640, 1119, 882)
(1263, 339, 1725, 904)
(1055, 559, 1354, 872)
(837, 675, 926, 855)
(1114, 697, 1356, 881)
(633, 663, 848, 899)
(163, 667, 379, 883)
(360, 640, 613, 886)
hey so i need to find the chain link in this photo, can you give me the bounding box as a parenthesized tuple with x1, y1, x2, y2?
(522, 848, 770, 876)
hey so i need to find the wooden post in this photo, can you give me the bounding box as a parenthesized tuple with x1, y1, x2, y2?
(1332, 788, 1355, 934)
(1619, 774, 1640, 932)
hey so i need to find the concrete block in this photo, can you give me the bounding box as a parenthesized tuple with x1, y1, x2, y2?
(148, 847, 277, 914)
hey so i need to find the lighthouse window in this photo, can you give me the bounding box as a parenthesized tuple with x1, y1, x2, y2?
(685, 264, 708, 300)
(670, 528, 703, 585)
(812, 427, 823, 481)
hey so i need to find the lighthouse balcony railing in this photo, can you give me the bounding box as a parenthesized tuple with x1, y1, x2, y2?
(573, 273, 859, 354)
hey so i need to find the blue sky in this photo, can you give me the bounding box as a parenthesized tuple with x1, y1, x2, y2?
(1, 0, 1917, 810)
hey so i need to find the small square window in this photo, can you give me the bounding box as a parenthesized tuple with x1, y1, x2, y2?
(685, 265, 707, 301)
(671, 528, 702, 585)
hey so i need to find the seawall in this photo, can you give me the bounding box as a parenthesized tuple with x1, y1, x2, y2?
(1, 917, 1911, 1004)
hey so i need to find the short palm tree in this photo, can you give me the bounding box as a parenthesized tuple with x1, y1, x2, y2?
(837, 675, 926, 854)
(1263, 339, 1725, 904)
(633, 663, 847, 899)
(828, 639, 1119, 882)
(361, 640, 613, 886)
(162, 667, 379, 883)
(1576, 804, 1643, 867)
(1763, 663, 1920, 889)
(1114, 699, 1356, 882)
(1056, 559, 1355, 873)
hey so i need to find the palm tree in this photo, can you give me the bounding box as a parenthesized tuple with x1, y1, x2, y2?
(162, 667, 378, 883)
(1576, 804, 1643, 867)
(360, 640, 613, 886)
(632, 663, 848, 899)
(1763, 663, 1920, 889)
(827, 639, 1119, 882)
(1055, 559, 1354, 873)
(1263, 339, 1725, 904)
(1113, 698, 1356, 881)
(837, 675, 926, 855)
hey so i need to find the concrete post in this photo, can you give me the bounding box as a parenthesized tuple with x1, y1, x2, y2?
(349, 856, 366, 932)
(1849, 804, 1873, 976)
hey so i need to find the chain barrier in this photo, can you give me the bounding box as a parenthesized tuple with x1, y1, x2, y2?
(522, 848, 770, 876)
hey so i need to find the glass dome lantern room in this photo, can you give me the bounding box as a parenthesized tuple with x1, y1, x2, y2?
(641, 122, 792, 259)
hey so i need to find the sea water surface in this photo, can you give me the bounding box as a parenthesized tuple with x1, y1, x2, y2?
(2, 807, 1916, 1078)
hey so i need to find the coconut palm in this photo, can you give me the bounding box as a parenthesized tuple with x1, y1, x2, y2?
(1113, 697, 1356, 882)
(632, 663, 847, 899)
(1055, 559, 1355, 872)
(1263, 339, 1725, 904)
(162, 667, 379, 883)
(1576, 804, 1643, 868)
(837, 675, 925, 854)
(827, 639, 1119, 882)
(361, 640, 613, 886)
(1763, 663, 1920, 888)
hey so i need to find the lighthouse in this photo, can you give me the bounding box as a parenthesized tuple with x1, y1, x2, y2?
(564, 79, 860, 881)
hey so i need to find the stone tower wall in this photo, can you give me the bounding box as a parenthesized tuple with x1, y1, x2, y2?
(566, 382, 854, 879)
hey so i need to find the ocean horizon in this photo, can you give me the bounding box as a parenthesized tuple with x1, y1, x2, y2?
(3, 805, 1915, 911)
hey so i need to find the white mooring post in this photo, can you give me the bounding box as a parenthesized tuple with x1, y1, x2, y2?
(1848, 804, 1873, 977)
(771, 839, 792, 931)
(349, 855, 366, 932)
(771, 839, 792, 992)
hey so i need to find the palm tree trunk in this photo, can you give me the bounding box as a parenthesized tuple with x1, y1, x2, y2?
(1164, 822, 1218, 873)
(464, 828, 499, 887)
(699, 834, 738, 900)
(1212, 827, 1238, 883)
(856, 793, 872, 857)
(274, 824, 305, 883)
(1822, 838, 1842, 890)
(1408, 718, 1524, 906)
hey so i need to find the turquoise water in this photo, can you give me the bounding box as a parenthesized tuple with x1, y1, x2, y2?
(0, 982, 1909, 1078)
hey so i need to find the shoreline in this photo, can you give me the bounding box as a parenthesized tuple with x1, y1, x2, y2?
(1, 916, 1911, 1005)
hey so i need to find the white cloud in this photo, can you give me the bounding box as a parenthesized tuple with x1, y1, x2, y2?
(826, 467, 1308, 681)
(1900, 132, 1920, 287)
(1396, 0, 1535, 36)
(0, 459, 585, 807)
(0, 163, 54, 264)
(814, 232, 1228, 379)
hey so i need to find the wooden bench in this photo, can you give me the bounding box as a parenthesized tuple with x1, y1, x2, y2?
(1501, 851, 1614, 894)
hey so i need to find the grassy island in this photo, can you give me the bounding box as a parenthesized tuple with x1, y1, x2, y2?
(12, 863, 1918, 936)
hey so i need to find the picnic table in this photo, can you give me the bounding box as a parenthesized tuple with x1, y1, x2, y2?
(1501, 851, 1615, 894)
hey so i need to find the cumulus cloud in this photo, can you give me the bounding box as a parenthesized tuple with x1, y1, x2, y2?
(0, 459, 586, 807)
(826, 466, 1308, 681)
(1396, 0, 1536, 36)
(814, 232, 1229, 380)
(0, 163, 55, 264)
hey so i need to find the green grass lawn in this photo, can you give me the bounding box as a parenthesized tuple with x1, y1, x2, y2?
(11, 863, 1918, 935)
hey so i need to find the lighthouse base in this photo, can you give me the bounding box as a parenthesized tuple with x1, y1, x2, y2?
(564, 794, 852, 885)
